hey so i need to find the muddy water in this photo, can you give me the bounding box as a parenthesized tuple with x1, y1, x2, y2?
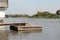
(0, 18, 60, 40)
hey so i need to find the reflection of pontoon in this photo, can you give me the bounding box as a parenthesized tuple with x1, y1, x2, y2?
(10, 23, 42, 32)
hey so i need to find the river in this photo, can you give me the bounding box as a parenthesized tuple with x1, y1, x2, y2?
(0, 18, 60, 40)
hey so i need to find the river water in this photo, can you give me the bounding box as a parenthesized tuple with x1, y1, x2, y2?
(0, 18, 60, 40)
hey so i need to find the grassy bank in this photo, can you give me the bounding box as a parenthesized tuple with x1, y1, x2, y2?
(0, 19, 3, 23)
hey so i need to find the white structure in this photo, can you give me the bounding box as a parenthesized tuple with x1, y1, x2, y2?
(0, 11, 5, 19)
(0, 0, 8, 19)
(0, 0, 8, 30)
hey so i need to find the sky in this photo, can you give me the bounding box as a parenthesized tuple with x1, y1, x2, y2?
(5, 0, 60, 15)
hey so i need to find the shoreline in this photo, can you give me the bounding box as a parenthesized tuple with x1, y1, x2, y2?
(0, 23, 5, 30)
(0, 26, 5, 30)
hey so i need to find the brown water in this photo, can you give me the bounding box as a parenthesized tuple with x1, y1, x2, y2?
(0, 18, 60, 40)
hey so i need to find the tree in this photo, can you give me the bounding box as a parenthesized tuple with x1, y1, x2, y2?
(56, 10, 60, 18)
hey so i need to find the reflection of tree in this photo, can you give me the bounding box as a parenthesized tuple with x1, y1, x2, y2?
(56, 10, 60, 18)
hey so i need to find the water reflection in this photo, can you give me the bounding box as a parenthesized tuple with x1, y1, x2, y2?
(0, 19, 60, 40)
(8, 30, 42, 40)
(0, 30, 9, 40)
(0, 27, 43, 40)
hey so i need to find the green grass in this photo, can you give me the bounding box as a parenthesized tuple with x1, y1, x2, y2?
(0, 19, 3, 23)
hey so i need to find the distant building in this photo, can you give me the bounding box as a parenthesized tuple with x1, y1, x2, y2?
(0, 0, 8, 19)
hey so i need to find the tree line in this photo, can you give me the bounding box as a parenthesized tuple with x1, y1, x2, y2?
(5, 10, 60, 18)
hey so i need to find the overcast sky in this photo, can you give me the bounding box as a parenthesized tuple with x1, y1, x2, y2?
(5, 0, 60, 15)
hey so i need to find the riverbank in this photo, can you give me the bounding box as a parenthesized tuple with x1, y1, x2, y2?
(0, 25, 5, 30)
(0, 23, 5, 30)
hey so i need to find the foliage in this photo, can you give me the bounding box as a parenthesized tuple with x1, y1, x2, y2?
(0, 19, 3, 23)
(56, 10, 60, 18)
(5, 10, 60, 19)
(32, 11, 58, 18)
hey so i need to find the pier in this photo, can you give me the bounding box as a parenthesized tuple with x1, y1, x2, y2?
(0, 23, 42, 32)
(0, 23, 26, 26)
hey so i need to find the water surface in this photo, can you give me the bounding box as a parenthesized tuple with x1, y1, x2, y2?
(0, 18, 60, 40)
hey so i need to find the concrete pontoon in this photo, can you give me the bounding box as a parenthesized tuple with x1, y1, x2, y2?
(10, 23, 42, 32)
